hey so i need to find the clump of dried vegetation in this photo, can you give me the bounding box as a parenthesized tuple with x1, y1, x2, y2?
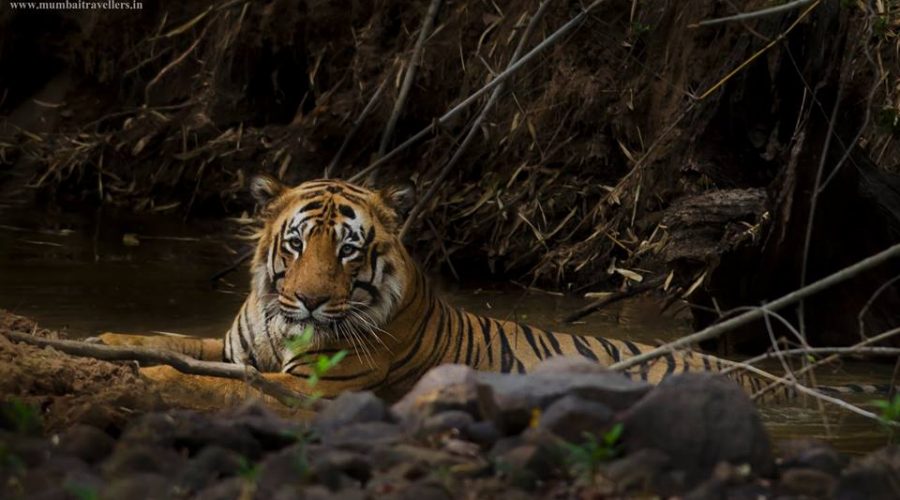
(1, 1, 898, 329)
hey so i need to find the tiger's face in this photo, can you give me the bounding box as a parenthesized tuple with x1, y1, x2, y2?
(250, 176, 414, 342)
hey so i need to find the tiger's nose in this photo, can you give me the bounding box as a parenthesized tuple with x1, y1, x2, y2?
(297, 294, 329, 311)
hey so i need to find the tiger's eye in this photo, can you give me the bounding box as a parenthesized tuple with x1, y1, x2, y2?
(340, 244, 358, 257)
(286, 238, 303, 252)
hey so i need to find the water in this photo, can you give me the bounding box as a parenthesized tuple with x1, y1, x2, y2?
(0, 206, 892, 454)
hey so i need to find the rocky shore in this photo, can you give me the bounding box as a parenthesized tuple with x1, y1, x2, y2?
(2, 312, 899, 499)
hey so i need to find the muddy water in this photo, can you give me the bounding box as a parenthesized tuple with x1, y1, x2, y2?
(0, 207, 893, 454)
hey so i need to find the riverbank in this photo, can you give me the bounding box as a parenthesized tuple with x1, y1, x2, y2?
(2, 310, 898, 499)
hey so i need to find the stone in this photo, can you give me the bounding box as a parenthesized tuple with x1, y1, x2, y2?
(0, 430, 51, 466)
(778, 467, 837, 498)
(420, 410, 475, 436)
(322, 421, 406, 451)
(19, 456, 99, 498)
(834, 446, 900, 500)
(603, 448, 672, 493)
(620, 373, 774, 491)
(100, 472, 171, 500)
(310, 448, 371, 489)
(537, 394, 614, 442)
(175, 445, 245, 493)
(120, 411, 262, 458)
(778, 439, 845, 476)
(222, 400, 305, 450)
(56, 424, 115, 463)
(532, 355, 610, 375)
(391, 365, 492, 426)
(192, 477, 245, 500)
(476, 370, 649, 431)
(313, 391, 387, 434)
(100, 444, 185, 478)
(463, 421, 503, 447)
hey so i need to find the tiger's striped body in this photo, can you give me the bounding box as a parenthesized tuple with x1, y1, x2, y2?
(100, 177, 776, 401)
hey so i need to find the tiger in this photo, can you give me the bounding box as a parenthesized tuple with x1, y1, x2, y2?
(92, 176, 828, 402)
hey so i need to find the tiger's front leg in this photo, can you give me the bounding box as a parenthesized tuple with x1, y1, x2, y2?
(93, 332, 224, 361)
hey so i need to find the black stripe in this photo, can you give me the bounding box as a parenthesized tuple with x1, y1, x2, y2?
(477, 316, 495, 366)
(463, 313, 475, 367)
(389, 295, 439, 371)
(236, 313, 260, 369)
(622, 340, 647, 381)
(571, 335, 599, 361)
(452, 308, 466, 364)
(299, 201, 323, 212)
(537, 335, 554, 359)
(494, 320, 523, 373)
(337, 205, 356, 218)
(662, 351, 676, 378)
(543, 330, 564, 355)
(519, 324, 545, 360)
(594, 337, 620, 362)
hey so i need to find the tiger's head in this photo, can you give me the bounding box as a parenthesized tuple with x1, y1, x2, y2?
(249, 176, 415, 342)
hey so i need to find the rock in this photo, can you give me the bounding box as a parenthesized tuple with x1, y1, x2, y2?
(100, 472, 171, 500)
(120, 411, 262, 458)
(834, 446, 900, 500)
(603, 448, 672, 493)
(314, 391, 387, 434)
(391, 365, 494, 428)
(100, 444, 185, 478)
(310, 448, 371, 489)
(389, 479, 453, 500)
(322, 421, 405, 451)
(56, 424, 115, 463)
(778, 439, 845, 476)
(779, 467, 837, 498)
(0, 430, 51, 466)
(537, 394, 613, 442)
(420, 410, 475, 436)
(532, 355, 610, 375)
(620, 373, 773, 491)
(476, 370, 649, 431)
(463, 421, 502, 447)
(222, 400, 305, 450)
(491, 429, 564, 485)
(285, 484, 366, 500)
(375, 444, 471, 469)
(175, 445, 245, 493)
(193, 477, 245, 500)
(19, 456, 99, 498)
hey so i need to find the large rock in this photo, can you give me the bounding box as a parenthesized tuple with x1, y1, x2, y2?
(314, 391, 387, 434)
(834, 446, 900, 500)
(620, 373, 774, 491)
(391, 365, 493, 426)
(57, 424, 116, 464)
(476, 370, 649, 431)
(119, 411, 262, 458)
(537, 394, 614, 442)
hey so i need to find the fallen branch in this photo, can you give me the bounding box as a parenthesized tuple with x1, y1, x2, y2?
(378, 0, 443, 158)
(1, 329, 318, 410)
(398, 0, 555, 239)
(563, 275, 665, 323)
(349, 0, 610, 183)
(609, 243, 900, 371)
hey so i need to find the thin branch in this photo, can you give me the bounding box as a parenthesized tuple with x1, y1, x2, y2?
(563, 275, 665, 323)
(609, 243, 900, 371)
(349, 0, 610, 183)
(378, 0, 443, 159)
(690, 0, 815, 28)
(325, 76, 392, 178)
(1, 329, 317, 409)
(399, 0, 556, 239)
(858, 274, 900, 338)
(739, 346, 900, 361)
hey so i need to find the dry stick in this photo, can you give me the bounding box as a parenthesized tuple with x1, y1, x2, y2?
(325, 76, 391, 178)
(378, 0, 443, 159)
(690, 0, 814, 28)
(349, 0, 609, 183)
(707, 354, 895, 425)
(2, 329, 317, 410)
(145, 16, 215, 105)
(564, 276, 665, 323)
(398, 0, 556, 240)
(609, 243, 900, 372)
(751, 326, 900, 400)
(858, 274, 900, 338)
(740, 346, 900, 361)
(694, 0, 821, 101)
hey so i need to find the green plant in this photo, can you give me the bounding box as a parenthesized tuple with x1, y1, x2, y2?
(1, 398, 42, 435)
(0, 442, 24, 474)
(873, 394, 900, 442)
(630, 21, 651, 39)
(562, 423, 624, 484)
(285, 325, 348, 401)
(237, 456, 260, 484)
(64, 482, 99, 500)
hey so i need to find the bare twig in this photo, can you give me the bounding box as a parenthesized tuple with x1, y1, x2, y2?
(858, 274, 900, 338)
(690, 0, 815, 28)
(739, 346, 900, 361)
(609, 243, 900, 371)
(2, 329, 317, 409)
(563, 275, 665, 323)
(325, 76, 392, 178)
(378, 0, 443, 159)
(349, 0, 610, 183)
(398, 0, 556, 239)
(695, 0, 821, 101)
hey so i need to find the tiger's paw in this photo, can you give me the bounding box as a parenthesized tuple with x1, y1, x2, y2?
(139, 365, 183, 383)
(87, 332, 150, 347)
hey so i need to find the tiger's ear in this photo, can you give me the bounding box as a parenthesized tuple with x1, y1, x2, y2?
(380, 183, 416, 220)
(250, 174, 286, 207)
